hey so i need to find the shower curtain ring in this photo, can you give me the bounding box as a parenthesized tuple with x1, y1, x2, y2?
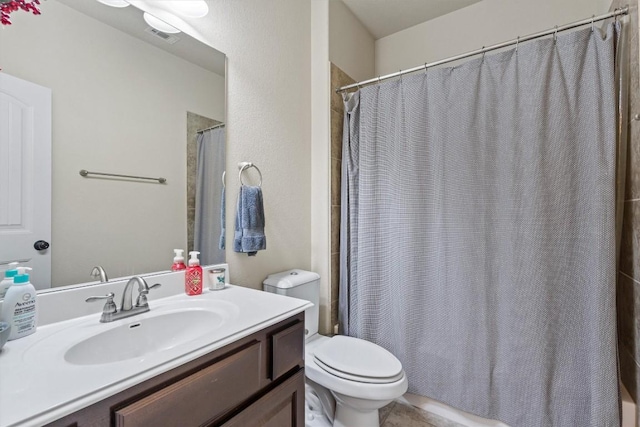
(424, 63, 428, 74)
(553, 26, 558, 43)
(482, 46, 486, 60)
(515, 36, 519, 52)
(591, 15, 595, 32)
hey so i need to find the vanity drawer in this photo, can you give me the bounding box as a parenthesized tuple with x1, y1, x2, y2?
(271, 321, 304, 380)
(114, 341, 262, 427)
(222, 369, 305, 427)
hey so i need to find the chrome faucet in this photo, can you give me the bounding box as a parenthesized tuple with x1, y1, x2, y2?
(90, 265, 109, 283)
(121, 276, 146, 311)
(86, 276, 161, 323)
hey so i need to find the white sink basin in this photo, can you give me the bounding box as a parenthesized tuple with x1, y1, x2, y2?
(65, 309, 224, 365)
(23, 298, 241, 367)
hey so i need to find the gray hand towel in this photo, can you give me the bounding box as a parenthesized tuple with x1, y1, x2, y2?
(233, 185, 266, 256)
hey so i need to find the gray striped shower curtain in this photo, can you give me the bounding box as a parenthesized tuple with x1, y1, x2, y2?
(340, 23, 622, 427)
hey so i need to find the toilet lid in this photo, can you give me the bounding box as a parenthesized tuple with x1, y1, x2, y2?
(312, 336, 404, 384)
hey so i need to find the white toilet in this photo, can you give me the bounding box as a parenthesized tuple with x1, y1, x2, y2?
(264, 270, 408, 427)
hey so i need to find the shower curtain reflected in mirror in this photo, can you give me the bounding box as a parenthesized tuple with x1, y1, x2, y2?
(340, 23, 624, 427)
(194, 126, 226, 265)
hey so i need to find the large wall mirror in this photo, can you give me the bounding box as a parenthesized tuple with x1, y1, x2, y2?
(0, 0, 226, 289)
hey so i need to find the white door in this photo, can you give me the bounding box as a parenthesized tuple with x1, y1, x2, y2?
(0, 73, 52, 290)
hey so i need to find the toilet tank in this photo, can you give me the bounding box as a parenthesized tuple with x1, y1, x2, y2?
(263, 269, 320, 338)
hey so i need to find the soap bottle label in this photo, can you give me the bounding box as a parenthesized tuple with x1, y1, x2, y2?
(185, 268, 202, 296)
(13, 298, 36, 335)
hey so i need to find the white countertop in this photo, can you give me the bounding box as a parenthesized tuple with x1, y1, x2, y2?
(0, 285, 312, 427)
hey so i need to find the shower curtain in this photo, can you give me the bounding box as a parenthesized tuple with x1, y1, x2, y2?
(340, 23, 622, 427)
(194, 126, 226, 265)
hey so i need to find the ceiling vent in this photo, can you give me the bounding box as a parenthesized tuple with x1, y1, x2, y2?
(144, 27, 180, 44)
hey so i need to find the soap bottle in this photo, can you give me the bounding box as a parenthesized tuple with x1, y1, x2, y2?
(0, 262, 20, 298)
(1, 267, 38, 340)
(171, 249, 187, 271)
(185, 251, 203, 296)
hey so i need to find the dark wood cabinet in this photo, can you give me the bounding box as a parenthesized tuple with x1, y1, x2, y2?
(45, 312, 305, 427)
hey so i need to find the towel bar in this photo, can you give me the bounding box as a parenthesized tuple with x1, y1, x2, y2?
(79, 169, 167, 184)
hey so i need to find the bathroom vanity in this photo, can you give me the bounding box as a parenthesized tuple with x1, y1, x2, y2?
(0, 273, 311, 427)
(47, 313, 305, 427)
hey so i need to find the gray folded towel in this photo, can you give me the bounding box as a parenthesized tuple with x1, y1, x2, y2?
(219, 186, 225, 250)
(233, 185, 266, 256)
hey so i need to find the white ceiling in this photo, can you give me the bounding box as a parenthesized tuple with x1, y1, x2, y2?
(341, 0, 483, 39)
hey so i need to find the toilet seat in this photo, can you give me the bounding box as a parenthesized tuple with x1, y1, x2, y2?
(313, 357, 405, 384)
(312, 336, 404, 384)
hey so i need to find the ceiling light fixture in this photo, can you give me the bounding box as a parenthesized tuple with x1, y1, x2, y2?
(143, 12, 180, 34)
(166, 0, 208, 18)
(96, 0, 130, 8)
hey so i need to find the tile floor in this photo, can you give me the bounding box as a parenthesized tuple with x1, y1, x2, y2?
(379, 400, 465, 427)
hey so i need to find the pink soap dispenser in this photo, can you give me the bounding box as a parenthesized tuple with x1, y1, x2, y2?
(185, 251, 203, 296)
(172, 249, 187, 271)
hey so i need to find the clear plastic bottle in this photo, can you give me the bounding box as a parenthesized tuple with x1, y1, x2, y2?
(0, 262, 20, 299)
(171, 249, 187, 271)
(2, 267, 37, 340)
(185, 251, 203, 296)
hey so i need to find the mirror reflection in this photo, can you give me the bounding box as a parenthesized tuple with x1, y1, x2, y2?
(0, 0, 226, 289)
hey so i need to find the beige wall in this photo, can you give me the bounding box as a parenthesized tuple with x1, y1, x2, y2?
(133, 0, 313, 290)
(375, 0, 614, 76)
(329, 0, 376, 83)
(0, 1, 224, 286)
(310, 0, 333, 334)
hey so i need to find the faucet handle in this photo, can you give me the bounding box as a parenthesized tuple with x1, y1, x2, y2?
(86, 292, 117, 322)
(136, 283, 161, 308)
(147, 283, 162, 291)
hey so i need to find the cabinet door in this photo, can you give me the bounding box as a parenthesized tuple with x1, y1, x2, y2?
(222, 369, 305, 427)
(271, 321, 304, 380)
(114, 342, 262, 427)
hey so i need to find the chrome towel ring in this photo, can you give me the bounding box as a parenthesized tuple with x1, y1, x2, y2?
(238, 162, 263, 187)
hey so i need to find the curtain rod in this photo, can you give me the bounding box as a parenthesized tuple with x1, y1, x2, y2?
(197, 122, 225, 133)
(336, 6, 629, 93)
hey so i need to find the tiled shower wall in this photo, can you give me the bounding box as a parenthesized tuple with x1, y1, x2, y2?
(618, 0, 640, 411)
(330, 64, 355, 330)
